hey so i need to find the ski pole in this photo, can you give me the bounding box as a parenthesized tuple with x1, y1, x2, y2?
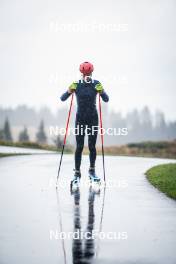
(98, 94, 106, 182)
(56, 93, 74, 187)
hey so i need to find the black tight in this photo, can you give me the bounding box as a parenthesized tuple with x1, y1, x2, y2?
(75, 118, 98, 171)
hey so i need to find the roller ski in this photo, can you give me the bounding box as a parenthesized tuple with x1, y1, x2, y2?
(70, 170, 81, 192)
(89, 168, 101, 187)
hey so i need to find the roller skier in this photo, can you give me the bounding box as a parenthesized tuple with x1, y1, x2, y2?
(60, 62, 109, 187)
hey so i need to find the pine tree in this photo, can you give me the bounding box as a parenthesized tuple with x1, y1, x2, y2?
(0, 129, 5, 141)
(3, 118, 13, 142)
(18, 127, 30, 142)
(36, 120, 47, 144)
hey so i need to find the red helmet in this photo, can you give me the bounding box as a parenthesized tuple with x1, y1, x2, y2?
(79, 61, 94, 75)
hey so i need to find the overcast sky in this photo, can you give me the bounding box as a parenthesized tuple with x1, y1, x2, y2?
(0, 0, 176, 120)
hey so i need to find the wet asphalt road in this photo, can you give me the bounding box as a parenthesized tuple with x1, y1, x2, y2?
(0, 154, 176, 264)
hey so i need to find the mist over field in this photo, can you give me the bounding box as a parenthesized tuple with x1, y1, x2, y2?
(0, 104, 176, 146)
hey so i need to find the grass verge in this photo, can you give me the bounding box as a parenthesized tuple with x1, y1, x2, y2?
(146, 163, 176, 200)
(0, 153, 30, 158)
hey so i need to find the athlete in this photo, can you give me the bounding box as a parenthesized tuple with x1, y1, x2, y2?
(60, 62, 109, 185)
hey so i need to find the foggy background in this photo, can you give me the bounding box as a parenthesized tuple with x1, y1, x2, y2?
(0, 0, 176, 145)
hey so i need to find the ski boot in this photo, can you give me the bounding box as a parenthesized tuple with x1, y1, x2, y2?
(89, 167, 101, 184)
(70, 170, 81, 191)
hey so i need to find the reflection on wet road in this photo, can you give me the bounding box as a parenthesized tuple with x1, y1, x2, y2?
(71, 187, 98, 263)
(56, 184, 104, 264)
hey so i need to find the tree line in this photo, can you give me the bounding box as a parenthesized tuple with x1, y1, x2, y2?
(0, 119, 47, 144)
(0, 105, 176, 145)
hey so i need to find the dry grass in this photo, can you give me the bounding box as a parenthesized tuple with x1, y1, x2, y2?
(83, 140, 176, 159)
